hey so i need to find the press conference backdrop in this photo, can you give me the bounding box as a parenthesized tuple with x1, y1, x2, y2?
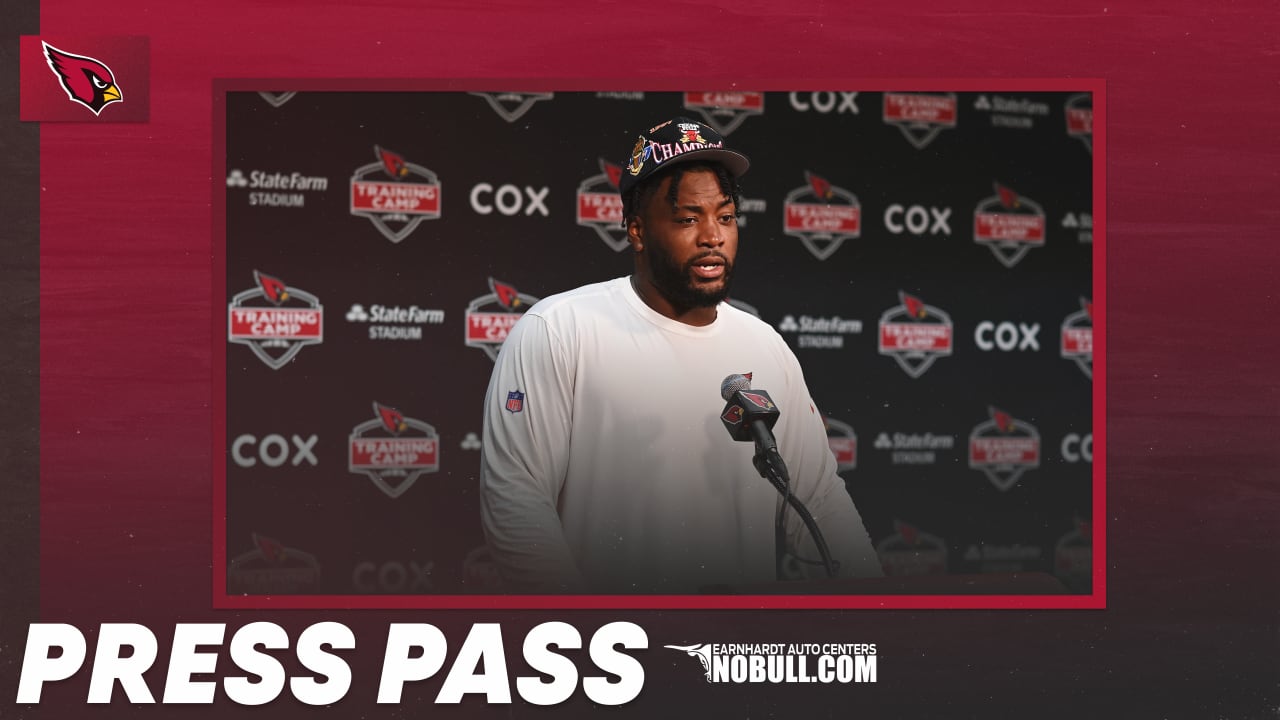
(222, 90, 1094, 595)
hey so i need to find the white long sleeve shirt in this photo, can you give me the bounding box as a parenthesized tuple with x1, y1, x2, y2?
(480, 276, 881, 593)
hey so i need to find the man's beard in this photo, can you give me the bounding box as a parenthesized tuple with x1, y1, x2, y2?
(647, 243, 735, 311)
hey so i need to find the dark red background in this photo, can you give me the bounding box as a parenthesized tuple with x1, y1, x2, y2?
(4, 0, 1277, 717)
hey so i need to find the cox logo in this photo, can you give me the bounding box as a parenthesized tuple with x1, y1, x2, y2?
(788, 91, 859, 115)
(231, 434, 318, 467)
(884, 204, 952, 236)
(352, 560, 435, 592)
(469, 183, 550, 217)
(974, 321, 1040, 352)
(1061, 433, 1093, 463)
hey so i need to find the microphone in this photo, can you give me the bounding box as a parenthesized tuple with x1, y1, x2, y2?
(719, 373, 780, 449)
(717, 373, 839, 580)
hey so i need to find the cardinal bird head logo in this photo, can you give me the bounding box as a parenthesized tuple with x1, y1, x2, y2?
(42, 42, 122, 116)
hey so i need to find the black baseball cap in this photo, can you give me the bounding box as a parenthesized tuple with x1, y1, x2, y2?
(618, 116, 750, 198)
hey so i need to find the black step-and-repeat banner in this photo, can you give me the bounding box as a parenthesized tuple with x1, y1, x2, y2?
(222, 90, 1094, 596)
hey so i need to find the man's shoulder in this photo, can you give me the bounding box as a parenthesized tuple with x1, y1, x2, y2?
(525, 277, 628, 323)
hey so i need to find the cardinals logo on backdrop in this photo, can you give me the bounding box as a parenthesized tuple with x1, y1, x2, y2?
(348, 402, 440, 499)
(1065, 93, 1093, 153)
(227, 271, 323, 370)
(874, 520, 949, 576)
(21, 36, 149, 122)
(878, 291, 954, 378)
(258, 91, 297, 108)
(683, 91, 765, 135)
(42, 42, 121, 115)
(973, 183, 1047, 268)
(350, 146, 442, 243)
(577, 157, 629, 251)
(469, 92, 554, 122)
(968, 407, 1041, 491)
(226, 533, 321, 594)
(882, 92, 957, 149)
(823, 415, 858, 473)
(465, 278, 540, 361)
(783, 171, 862, 261)
(1061, 297, 1094, 379)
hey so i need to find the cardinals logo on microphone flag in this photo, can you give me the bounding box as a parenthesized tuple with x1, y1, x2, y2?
(20, 36, 150, 122)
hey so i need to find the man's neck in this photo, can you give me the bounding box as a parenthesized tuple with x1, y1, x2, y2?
(629, 275, 718, 327)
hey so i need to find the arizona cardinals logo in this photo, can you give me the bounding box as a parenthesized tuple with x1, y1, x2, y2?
(42, 42, 122, 115)
(376, 402, 408, 434)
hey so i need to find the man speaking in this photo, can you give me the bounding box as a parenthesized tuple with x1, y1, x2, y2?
(480, 117, 881, 593)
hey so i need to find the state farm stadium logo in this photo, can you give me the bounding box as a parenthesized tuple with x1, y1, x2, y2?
(349, 402, 439, 499)
(969, 407, 1041, 492)
(878, 291, 953, 378)
(257, 91, 296, 108)
(468, 91, 553, 123)
(225, 167, 328, 208)
(465, 278, 539, 361)
(683, 91, 764, 135)
(875, 520, 948, 576)
(783, 172, 860, 261)
(350, 146, 441, 244)
(226, 533, 320, 594)
(778, 313, 863, 350)
(974, 183, 1047, 268)
(1055, 518, 1092, 585)
(665, 642, 876, 684)
(1065, 93, 1093, 153)
(345, 301, 446, 342)
(227, 270, 323, 370)
(882, 92, 957, 149)
(577, 157, 628, 252)
(1061, 297, 1094, 379)
(823, 415, 857, 472)
(872, 430, 955, 465)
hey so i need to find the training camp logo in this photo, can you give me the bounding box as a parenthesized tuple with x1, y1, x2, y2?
(228, 271, 323, 370)
(665, 642, 876, 684)
(878, 291, 953, 378)
(350, 146, 442, 243)
(1065, 93, 1093, 153)
(348, 402, 440, 499)
(882, 92, 956, 149)
(42, 42, 122, 116)
(968, 407, 1041, 491)
(258, 91, 296, 108)
(783, 171, 861, 261)
(469, 92, 553, 123)
(683, 91, 764, 136)
(823, 415, 857, 473)
(875, 520, 948, 576)
(1061, 297, 1094, 379)
(465, 278, 539, 361)
(974, 183, 1047, 268)
(577, 157, 628, 251)
(227, 533, 321, 594)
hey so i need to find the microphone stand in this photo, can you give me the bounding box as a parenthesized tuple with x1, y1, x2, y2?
(747, 423, 838, 580)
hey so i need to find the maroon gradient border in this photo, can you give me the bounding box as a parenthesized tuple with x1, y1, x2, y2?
(212, 78, 1106, 610)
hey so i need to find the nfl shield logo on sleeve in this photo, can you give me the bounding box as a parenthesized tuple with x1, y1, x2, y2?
(505, 390, 525, 414)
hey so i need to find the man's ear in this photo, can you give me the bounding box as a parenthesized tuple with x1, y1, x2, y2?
(627, 214, 644, 253)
